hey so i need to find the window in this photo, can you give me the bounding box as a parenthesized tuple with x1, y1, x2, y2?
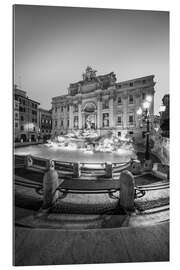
(117, 116, 122, 125)
(21, 125, 24, 130)
(129, 82, 133, 87)
(103, 113, 109, 127)
(73, 104, 78, 112)
(34, 104, 37, 109)
(61, 106, 63, 112)
(118, 96, 122, 105)
(129, 95, 134, 104)
(15, 113, 18, 118)
(33, 127, 35, 131)
(67, 105, 69, 112)
(142, 93, 146, 100)
(129, 115, 134, 124)
(67, 119, 69, 127)
(143, 79, 146, 84)
(74, 116, 78, 128)
(55, 107, 57, 113)
(102, 100, 109, 110)
(19, 106, 25, 112)
(61, 120, 63, 127)
(118, 132, 121, 137)
(15, 123, 18, 128)
(32, 110, 37, 115)
(55, 120, 57, 127)
(21, 115, 24, 121)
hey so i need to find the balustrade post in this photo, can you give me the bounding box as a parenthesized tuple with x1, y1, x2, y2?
(73, 162, 81, 178)
(25, 155, 33, 169)
(105, 162, 112, 178)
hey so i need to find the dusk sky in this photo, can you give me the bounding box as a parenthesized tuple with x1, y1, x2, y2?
(14, 5, 169, 114)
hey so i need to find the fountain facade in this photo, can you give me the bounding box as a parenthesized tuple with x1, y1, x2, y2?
(52, 67, 155, 139)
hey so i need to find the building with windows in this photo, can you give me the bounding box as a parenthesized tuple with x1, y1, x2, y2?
(14, 85, 40, 142)
(38, 108, 52, 140)
(14, 100, 20, 141)
(52, 67, 155, 138)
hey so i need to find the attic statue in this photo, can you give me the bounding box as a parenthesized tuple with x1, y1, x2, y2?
(82, 66, 97, 82)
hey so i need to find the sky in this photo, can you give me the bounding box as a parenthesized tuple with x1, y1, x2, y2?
(14, 5, 169, 114)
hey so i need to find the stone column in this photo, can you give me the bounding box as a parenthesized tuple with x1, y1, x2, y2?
(109, 90, 116, 128)
(97, 93, 102, 130)
(135, 91, 141, 128)
(122, 93, 128, 129)
(78, 102, 82, 129)
(109, 98, 113, 128)
(69, 103, 73, 130)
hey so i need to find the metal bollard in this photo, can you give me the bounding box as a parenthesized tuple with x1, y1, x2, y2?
(105, 162, 112, 178)
(119, 170, 135, 212)
(73, 162, 81, 178)
(42, 160, 63, 209)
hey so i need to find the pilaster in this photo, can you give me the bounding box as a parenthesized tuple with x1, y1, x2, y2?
(97, 93, 102, 129)
(122, 93, 128, 129)
(69, 102, 73, 129)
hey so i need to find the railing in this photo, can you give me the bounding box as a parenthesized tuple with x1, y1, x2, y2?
(14, 155, 26, 168)
(14, 154, 131, 178)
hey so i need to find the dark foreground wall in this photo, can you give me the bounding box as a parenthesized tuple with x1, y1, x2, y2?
(14, 222, 169, 266)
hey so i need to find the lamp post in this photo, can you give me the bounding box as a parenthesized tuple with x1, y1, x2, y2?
(159, 103, 166, 137)
(159, 104, 166, 116)
(137, 95, 152, 160)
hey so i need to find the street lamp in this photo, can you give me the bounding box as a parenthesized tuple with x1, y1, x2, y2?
(159, 104, 166, 114)
(159, 103, 166, 137)
(137, 95, 152, 160)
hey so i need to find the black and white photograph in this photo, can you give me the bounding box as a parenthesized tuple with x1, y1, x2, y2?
(13, 4, 169, 266)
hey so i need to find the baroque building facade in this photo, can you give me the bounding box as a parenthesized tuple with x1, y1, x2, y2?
(52, 67, 155, 137)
